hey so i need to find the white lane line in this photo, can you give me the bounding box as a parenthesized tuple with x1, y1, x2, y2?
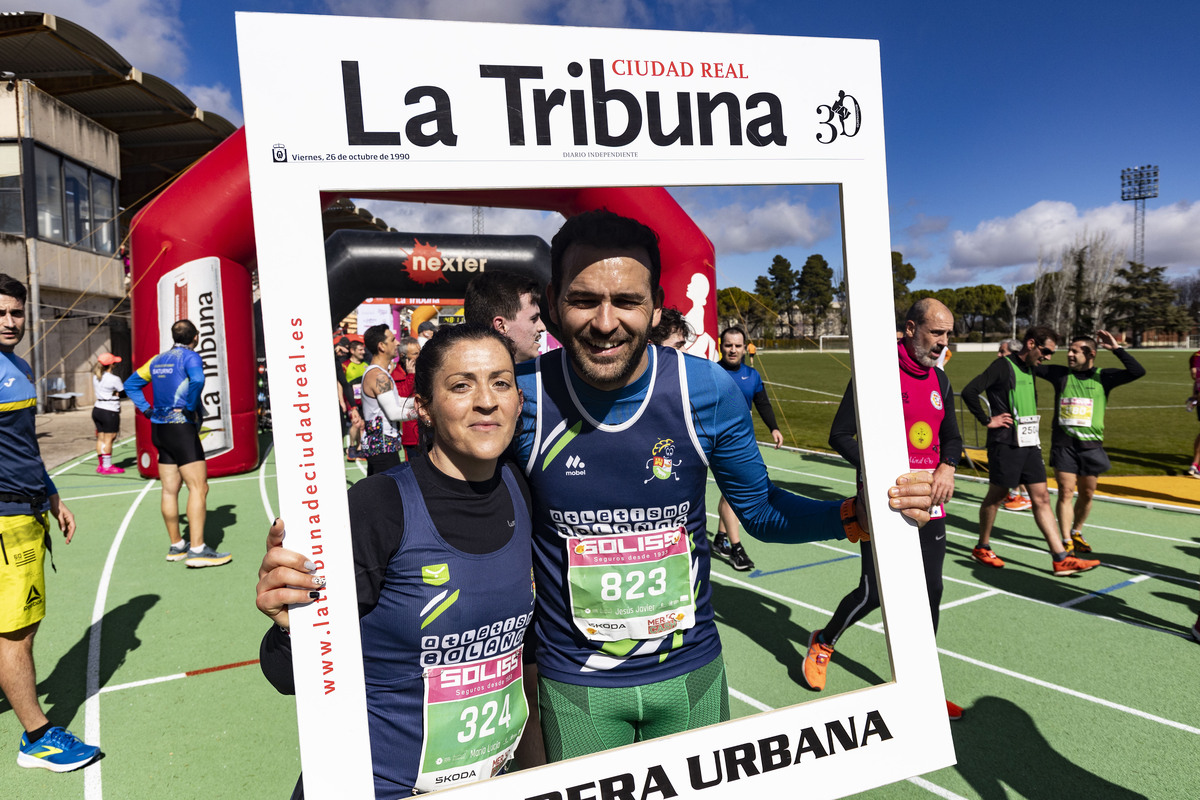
(59, 470, 281, 504)
(99, 673, 187, 694)
(84, 477, 156, 800)
(709, 570, 1200, 737)
(50, 435, 136, 478)
(726, 685, 970, 800)
(762, 381, 844, 398)
(259, 439, 276, 523)
(938, 589, 1003, 611)
(1067, 522, 1193, 545)
(935, 647, 1200, 736)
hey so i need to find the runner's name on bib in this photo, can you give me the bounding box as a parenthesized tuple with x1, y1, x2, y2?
(1015, 415, 1040, 447)
(1059, 397, 1093, 427)
(565, 525, 696, 642)
(417, 648, 527, 793)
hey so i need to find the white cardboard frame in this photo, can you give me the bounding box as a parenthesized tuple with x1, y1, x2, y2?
(237, 13, 954, 799)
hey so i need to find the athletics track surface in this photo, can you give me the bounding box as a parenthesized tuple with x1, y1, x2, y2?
(4, 435, 1197, 799)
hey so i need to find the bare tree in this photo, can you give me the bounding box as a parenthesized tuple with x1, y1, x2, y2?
(1005, 285, 1019, 338)
(1032, 230, 1124, 336)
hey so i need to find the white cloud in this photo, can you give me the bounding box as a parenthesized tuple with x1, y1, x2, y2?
(678, 198, 830, 257)
(179, 84, 243, 128)
(950, 199, 1200, 273)
(36, 0, 189, 80)
(950, 200, 1131, 270)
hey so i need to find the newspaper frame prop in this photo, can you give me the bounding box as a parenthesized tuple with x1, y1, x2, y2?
(237, 12, 954, 799)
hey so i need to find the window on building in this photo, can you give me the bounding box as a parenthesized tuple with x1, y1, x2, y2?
(92, 173, 115, 255)
(64, 159, 91, 245)
(32, 146, 117, 254)
(0, 145, 21, 235)
(35, 147, 64, 242)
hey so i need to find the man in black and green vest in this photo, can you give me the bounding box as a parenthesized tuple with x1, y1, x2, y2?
(1036, 330, 1144, 554)
(961, 326, 1101, 576)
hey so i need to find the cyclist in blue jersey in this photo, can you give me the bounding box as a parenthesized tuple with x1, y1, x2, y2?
(517, 210, 933, 761)
(0, 273, 100, 773)
(125, 320, 230, 568)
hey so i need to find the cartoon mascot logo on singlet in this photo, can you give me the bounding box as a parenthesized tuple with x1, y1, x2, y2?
(644, 438, 682, 483)
(908, 421, 934, 450)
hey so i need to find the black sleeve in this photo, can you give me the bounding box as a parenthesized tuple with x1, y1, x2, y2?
(936, 370, 962, 468)
(827, 380, 861, 470)
(1035, 364, 1068, 393)
(260, 625, 296, 695)
(751, 389, 780, 431)
(348, 475, 406, 616)
(961, 358, 1007, 425)
(1101, 348, 1146, 391)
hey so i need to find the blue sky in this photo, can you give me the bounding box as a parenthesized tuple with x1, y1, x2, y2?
(34, 1, 1200, 293)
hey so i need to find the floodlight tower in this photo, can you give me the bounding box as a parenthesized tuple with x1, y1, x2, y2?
(1120, 165, 1158, 266)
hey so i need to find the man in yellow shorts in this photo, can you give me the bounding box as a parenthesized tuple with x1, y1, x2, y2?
(0, 273, 99, 772)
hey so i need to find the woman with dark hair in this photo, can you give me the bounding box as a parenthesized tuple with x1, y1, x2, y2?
(256, 324, 541, 798)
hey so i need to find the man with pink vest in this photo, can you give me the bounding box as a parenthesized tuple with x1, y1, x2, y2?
(804, 298, 964, 720)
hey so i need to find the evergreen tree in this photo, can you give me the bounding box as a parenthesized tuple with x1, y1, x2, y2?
(796, 254, 834, 336)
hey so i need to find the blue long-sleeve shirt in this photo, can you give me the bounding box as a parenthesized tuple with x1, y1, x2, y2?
(0, 352, 56, 516)
(124, 345, 206, 424)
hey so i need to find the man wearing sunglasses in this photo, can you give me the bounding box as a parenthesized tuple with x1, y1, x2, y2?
(961, 326, 1101, 576)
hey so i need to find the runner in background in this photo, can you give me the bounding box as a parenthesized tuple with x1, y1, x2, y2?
(1187, 346, 1200, 478)
(711, 325, 783, 571)
(91, 352, 125, 474)
(961, 326, 1099, 575)
(343, 337, 367, 461)
(996, 339, 1032, 511)
(811, 298, 963, 720)
(648, 306, 692, 350)
(125, 320, 231, 568)
(390, 335, 422, 462)
(1036, 331, 1144, 553)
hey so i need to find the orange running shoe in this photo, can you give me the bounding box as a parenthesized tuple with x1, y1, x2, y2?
(1052, 554, 1100, 576)
(1070, 532, 1093, 553)
(972, 546, 1005, 568)
(946, 700, 963, 721)
(802, 630, 834, 691)
(1003, 495, 1032, 511)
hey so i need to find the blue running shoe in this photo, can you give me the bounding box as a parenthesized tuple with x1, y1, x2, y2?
(185, 544, 232, 568)
(18, 727, 100, 772)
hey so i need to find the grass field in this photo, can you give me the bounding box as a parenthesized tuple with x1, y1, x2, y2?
(751, 348, 1198, 478)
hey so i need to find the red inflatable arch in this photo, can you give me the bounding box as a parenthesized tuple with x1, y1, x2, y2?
(129, 127, 716, 478)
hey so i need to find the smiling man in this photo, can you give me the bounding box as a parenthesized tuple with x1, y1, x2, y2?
(1035, 330, 1144, 554)
(962, 326, 1099, 575)
(514, 210, 933, 761)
